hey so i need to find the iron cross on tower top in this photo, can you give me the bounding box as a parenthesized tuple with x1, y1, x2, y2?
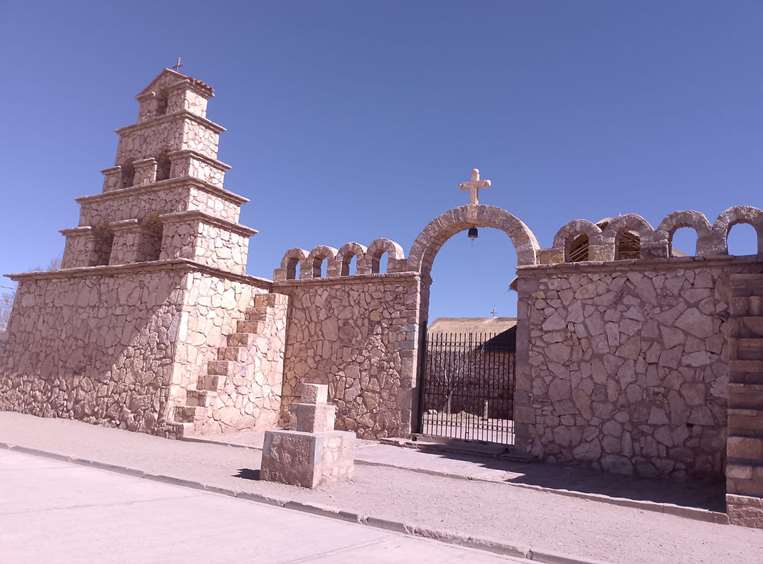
(172, 57, 184, 72)
(458, 168, 492, 206)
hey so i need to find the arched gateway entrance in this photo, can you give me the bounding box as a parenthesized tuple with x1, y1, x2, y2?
(405, 202, 540, 445)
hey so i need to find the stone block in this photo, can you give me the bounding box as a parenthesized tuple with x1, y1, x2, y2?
(727, 494, 763, 529)
(289, 402, 336, 433)
(260, 429, 355, 488)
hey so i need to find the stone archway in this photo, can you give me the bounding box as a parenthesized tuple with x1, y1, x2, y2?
(407, 204, 540, 282)
(405, 204, 539, 445)
(406, 204, 540, 328)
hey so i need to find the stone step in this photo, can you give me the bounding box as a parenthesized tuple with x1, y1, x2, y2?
(729, 383, 763, 410)
(727, 436, 763, 469)
(728, 408, 763, 438)
(730, 296, 763, 317)
(730, 274, 763, 296)
(167, 422, 194, 439)
(227, 332, 256, 347)
(174, 405, 206, 423)
(237, 319, 265, 334)
(729, 360, 763, 385)
(217, 346, 248, 362)
(733, 338, 763, 361)
(198, 374, 226, 391)
(186, 390, 215, 408)
(735, 316, 763, 338)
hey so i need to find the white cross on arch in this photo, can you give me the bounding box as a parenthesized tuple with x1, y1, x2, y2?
(458, 168, 492, 206)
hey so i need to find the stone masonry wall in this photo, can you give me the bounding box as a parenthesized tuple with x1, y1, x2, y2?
(0, 268, 187, 435)
(516, 257, 763, 480)
(275, 273, 421, 439)
(0, 265, 276, 437)
(116, 114, 221, 164)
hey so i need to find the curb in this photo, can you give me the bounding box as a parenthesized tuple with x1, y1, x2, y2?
(1, 440, 605, 564)
(178, 435, 728, 525)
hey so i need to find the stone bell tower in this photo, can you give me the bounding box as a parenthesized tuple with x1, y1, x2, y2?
(61, 67, 255, 272)
(1, 68, 287, 438)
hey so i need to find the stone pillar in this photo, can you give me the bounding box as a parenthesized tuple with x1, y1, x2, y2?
(60, 227, 100, 269)
(261, 383, 355, 488)
(726, 273, 763, 529)
(132, 157, 158, 186)
(101, 166, 122, 193)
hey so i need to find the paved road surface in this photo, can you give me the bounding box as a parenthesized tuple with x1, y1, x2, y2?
(0, 449, 521, 563)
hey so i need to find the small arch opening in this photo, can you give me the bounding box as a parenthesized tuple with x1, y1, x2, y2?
(728, 223, 758, 256)
(286, 258, 301, 280)
(313, 257, 328, 278)
(565, 233, 589, 262)
(156, 90, 169, 116)
(92, 227, 114, 266)
(371, 252, 390, 274)
(156, 153, 171, 182)
(615, 230, 641, 260)
(121, 161, 135, 188)
(341, 254, 358, 277)
(142, 217, 163, 262)
(670, 227, 697, 257)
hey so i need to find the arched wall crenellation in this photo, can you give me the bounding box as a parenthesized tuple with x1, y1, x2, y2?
(333, 242, 368, 276)
(539, 206, 763, 265)
(301, 245, 339, 280)
(714, 205, 763, 256)
(273, 205, 762, 280)
(273, 238, 407, 282)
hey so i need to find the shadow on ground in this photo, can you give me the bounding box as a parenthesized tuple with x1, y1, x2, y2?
(235, 468, 260, 481)
(413, 443, 725, 512)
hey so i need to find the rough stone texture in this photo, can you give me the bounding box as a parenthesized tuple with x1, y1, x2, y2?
(159, 212, 254, 275)
(260, 430, 355, 488)
(275, 274, 421, 439)
(516, 258, 763, 480)
(0, 268, 186, 436)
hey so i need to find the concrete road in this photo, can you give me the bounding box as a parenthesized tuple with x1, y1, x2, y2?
(0, 450, 521, 564)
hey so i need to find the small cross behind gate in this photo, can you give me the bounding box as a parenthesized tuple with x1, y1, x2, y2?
(458, 168, 492, 206)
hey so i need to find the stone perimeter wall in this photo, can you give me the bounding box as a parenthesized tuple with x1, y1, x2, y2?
(275, 273, 421, 439)
(0, 264, 275, 437)
(516, 257, 763, 480)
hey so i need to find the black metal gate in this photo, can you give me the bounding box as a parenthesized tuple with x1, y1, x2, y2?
(418, 331, 516, 444)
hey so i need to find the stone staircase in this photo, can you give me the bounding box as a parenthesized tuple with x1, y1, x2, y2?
(726, 273, 763, 526)
(173, 293, 285, 433)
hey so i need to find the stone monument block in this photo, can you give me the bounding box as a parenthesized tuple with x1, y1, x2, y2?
(261, 382, 355, 488)
(260, 430, 354, 488)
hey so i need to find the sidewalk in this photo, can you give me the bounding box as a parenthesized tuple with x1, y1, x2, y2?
(186, 429, 725, 515)
(2, 412, 762, 564)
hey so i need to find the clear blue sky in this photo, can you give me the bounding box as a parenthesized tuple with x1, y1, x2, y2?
(1, 1, 761, 320)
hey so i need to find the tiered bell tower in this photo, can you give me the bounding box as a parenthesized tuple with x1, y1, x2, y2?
(61, 67, 255, 273)
(2, 68, 287, 438)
